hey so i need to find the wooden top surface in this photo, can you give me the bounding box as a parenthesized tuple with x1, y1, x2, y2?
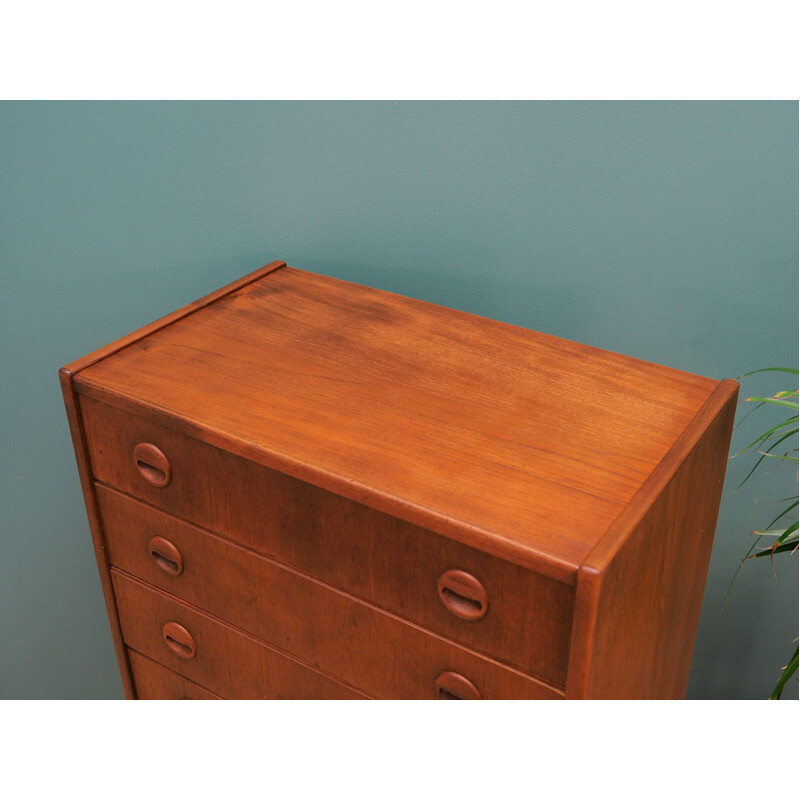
(71, 263, 724, 581)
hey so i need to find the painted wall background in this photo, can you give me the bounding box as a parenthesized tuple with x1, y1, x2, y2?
(1, 100, 796, 699)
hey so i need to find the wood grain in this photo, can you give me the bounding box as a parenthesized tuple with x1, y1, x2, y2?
(128, 650, 220, 699)
(61, 260, 738, 700)
(565, 380, 738, 698)
(73, 266, 718, 578)
(113, 572, 369, 700)
(107, 528, 564, 698)
(84, 400, 574, 684)
(61, 260, 286, 375)
(59, 260, 285, 699)
(58, 369, 135, 698)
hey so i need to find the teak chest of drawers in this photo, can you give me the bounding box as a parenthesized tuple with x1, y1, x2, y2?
(61, 260, 737, 700)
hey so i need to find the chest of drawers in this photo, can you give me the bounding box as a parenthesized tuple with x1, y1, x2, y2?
(60, 260, 737, 699)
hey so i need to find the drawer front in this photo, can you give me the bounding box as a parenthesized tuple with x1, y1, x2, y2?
(112, 571, 368, 700)
(82, 395, 573, 685)
(128, 650, 219, 699)
(104, 496, 562, 699)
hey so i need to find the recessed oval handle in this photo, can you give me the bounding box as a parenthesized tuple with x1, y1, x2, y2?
(148, 536, 184, 576)
(435, 671, 481, 700)
(162, 621, 196, 660)
(134, 442, 172, 487)
(438, 569, 488, 621)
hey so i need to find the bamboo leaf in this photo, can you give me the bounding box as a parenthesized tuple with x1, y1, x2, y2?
(761, 500, 798, 531)
(752, 528, 797, 538)
(729, 368, 799, 691)
(725, 536, 765, 606)
(725, 521, 786, 603)
(769, 646, 799, 700)
(723, 521, 796, 603)
(733, 431, 800, 490)
(733, 400, 767, 429)
(776, 521, 799, 544)
(751, 527, 798, 543)
(748, 541, 798, 558)
(731, 419, 798, 458)
(738, 367, 799, 378)
(744, 396, 800, 410)
(757, 451, 799, 463)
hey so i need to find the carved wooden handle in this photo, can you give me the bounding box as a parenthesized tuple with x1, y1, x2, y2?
(134, 442, 172, 487)
(148, 536, 184, 576)
(438, 569, 488, 620)
(162, 621, 196, 660)
(435, 671, 481, 700)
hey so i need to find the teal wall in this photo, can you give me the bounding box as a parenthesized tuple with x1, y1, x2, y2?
(1, 101, 796, 699)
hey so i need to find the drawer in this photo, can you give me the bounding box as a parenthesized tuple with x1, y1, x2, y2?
(128, 650, 219, 699)
(112, 571, 368, 700)
(82, 395, 574, 685)
(104, 499, 563, 699)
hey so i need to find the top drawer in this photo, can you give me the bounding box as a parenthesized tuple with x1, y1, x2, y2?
(79, 394, 574, 686)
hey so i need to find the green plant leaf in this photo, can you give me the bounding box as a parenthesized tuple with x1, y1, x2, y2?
(724, 501, 799, 606)
(744, 396, 800, 410)
(760, 501, 798, 532)
(776, 521, 799, 544)
(769, 646, 799, 700)
(729, 369, 799, 694)
(725, 554, 752, 607)
(751, 525, 798, 543)
(734, 400, 772, 429)
(738, 367, 799, 378)
(753, 528, 797, 537)
(757, 451, 799, 463)
(733, 431, 800, 490)
(748, 541, 798, 558)
(731, 418, 798, 458)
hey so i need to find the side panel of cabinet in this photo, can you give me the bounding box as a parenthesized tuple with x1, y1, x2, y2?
(566, 381, 738, 699)
(59, 368, 135, 698)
